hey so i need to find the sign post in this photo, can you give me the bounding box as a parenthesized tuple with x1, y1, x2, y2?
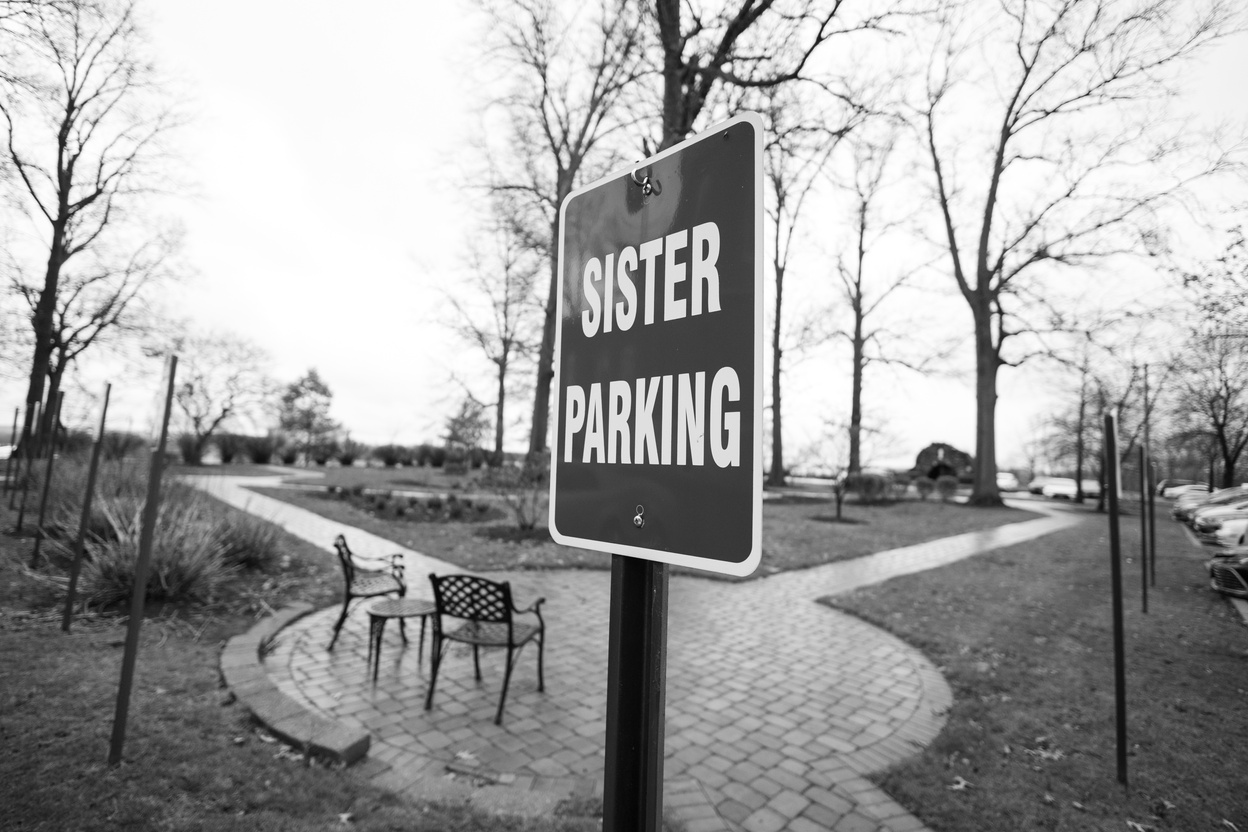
(550, 114, 764, 830)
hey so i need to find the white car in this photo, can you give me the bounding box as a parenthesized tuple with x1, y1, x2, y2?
(996, 472, 1020, 491)
(1041, 478, 1102, 500)
(1191, 500, 1248, 545)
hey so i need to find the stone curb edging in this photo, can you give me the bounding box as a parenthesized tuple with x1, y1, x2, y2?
(226, 604, 730, 829)
(220, 602, 371, 764)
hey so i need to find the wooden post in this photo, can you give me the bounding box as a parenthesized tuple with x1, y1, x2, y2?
(63, 384, 111, 632)
(108, 358, 177, 766)
(1138, 445, 1147, 615)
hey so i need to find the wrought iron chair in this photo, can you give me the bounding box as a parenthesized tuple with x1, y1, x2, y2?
(327, 534, 406, 650)
(425, 573, 545, 725)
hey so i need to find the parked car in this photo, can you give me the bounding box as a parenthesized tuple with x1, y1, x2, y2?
(1210, 551, 1248, 598)
(1191, 502, 1248, 547)
(996, 472, 1021, 491)
(1028, 476, 1056, 495)
(1174, 486, 1248, 524)
(1041, 478, 1102, 500)
(1155, 478, 1207, 498)
(1162, 482, 1210, 500)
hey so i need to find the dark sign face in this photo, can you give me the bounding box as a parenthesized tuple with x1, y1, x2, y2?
(549, 113, 763, 576)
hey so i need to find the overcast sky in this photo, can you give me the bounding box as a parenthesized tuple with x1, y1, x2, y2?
(4, 2, 1246, 469)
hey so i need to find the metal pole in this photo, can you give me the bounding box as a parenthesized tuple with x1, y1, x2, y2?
(109, 357, 177, 766)
(1138, 445, 1147, 615)
(1143, 366, 1156, 587)
(30, 391, 65, 568)
(15, 400, 41, 530)
(1105, 412, 1128, 787)
(63, 383, 111, 632)
(3, 407, 17, 495)
(603, 555, 668, 832)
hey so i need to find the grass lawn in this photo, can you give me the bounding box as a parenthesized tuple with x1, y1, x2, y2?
(246, 481, 1036, 580)
(827, 506, 1248, 831)
(0, 500, 609, 831)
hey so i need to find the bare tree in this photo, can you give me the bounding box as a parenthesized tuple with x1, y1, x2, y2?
(1171, 329, 1248, 488)
(445, 207, 542, 458)
(13, 231, 177, 426)
(913, 0, 1240, 505)
(169, 330, 274, 466)
(0, 0, 179, 445)
(480, 0, 647, 455)
(830, 125, 944, 474)
(758, 87, 847, 484)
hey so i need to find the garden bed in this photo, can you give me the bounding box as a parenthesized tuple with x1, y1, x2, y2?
(250, 482, 1037, 579)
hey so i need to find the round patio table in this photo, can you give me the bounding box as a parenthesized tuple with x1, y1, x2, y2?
(366, 597, 436, 683)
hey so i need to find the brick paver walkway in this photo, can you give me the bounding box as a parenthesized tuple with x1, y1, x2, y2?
(189, 474, 1081, 831)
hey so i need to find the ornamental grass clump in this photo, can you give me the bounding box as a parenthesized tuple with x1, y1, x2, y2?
(213, 509, 283, 571)
(79, 482, 235, 609)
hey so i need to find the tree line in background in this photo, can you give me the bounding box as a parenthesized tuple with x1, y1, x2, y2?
(3, 0, 1247, 507)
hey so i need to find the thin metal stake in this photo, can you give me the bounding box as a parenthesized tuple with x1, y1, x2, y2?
(3, 407, 17, 495)
(603, 555, 668, 832)
(1138, 445, 1147, 615)
(109, 357, 177, 766)
(15, 400, 41, 531)
(1105, 412, 1128, 787)
(30, 391, 65, 568)
(64, 383, 111, 632)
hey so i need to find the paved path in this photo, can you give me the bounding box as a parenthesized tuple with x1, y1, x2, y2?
(189, 474, 1081, 831)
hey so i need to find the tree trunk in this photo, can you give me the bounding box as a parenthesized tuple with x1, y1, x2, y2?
(495, 358, 507, 457)
(768, 264, 785, 487)
(526, 214, 561, 451)
(1074, 373, 1087, 503)
(969, 302, 1002, 506)
(849, 314, 864, 475)
(24, 227, 68, 452)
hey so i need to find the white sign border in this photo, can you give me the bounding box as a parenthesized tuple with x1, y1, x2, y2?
(547, 111, 764, 577)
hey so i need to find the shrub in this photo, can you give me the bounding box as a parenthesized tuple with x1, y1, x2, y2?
(935, 474, 959, 502)
(412, 444, 434, 467)
(311, 439, 338, 466)
(429, 446, 447, 468)
(177, 433, 202, 465)
(468, 447, 488, 469)
(278, 446, 298, 465)
(337, 439, 367, 467)
(101, 431, 146, 460)
(77, 483, 235, 608)
(480, 454, 547, 530)
(214, 433, 244, 464)
(246, 434, 280, 465)
(373, 444, 404, 468)
(214, 510, 283, 571)
(848, 472, 891, 503)
(915, 477, 936, 500)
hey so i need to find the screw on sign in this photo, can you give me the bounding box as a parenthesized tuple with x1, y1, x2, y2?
(549, 113, 764, 577)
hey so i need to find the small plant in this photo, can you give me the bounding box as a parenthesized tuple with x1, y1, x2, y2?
(373, 444, 404, 468)
(915, 477, 936, 500)
(427, 496, 443, 511)
(848, 472, 891, 504)
(177, 433, 202, 465)
(480, 454, 547, 530)
(935, 474, 959, 502)
(337, 438, 367, 467)
(215, 433, 246, 464)
(215, 511, 283, 571)
(245, 433, 280, 465)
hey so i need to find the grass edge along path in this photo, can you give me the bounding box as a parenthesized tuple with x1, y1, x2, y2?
(825, 510, 1248, 831)
(245, 480, 1037, 579)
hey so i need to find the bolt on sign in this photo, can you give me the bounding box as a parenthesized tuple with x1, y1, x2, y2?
(549, 113, 763, 576)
